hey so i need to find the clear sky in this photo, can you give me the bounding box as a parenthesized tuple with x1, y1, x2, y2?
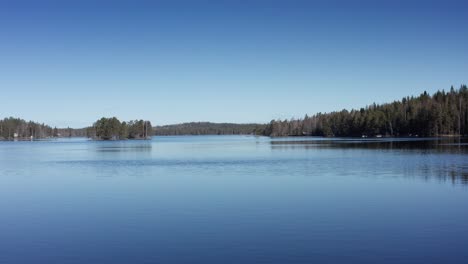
(1, 0, 467, 128)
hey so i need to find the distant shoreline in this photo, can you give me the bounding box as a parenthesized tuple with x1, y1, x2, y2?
(1, 134, 466, 142)
(1, 86, 467, 140)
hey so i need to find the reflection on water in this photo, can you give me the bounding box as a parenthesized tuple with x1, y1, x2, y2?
(34, 136, 467, 185)
(269, 137, 468, 185)
(91, 141, 153, 152)
(270, 137, 468, 151)
(0, 136, 467, 263)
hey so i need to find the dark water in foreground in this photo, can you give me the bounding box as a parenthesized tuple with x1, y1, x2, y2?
(0, 136, 467, 263)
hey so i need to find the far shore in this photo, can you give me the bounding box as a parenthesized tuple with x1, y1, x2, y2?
(1, 134, 467, 142)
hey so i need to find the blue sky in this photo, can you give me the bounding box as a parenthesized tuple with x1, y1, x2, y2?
(1, 0, 467, 128)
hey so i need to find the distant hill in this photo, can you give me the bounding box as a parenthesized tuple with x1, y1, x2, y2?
(153, 122, 266, 136)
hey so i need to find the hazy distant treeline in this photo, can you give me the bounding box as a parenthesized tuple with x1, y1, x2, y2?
(154, 122, 266, 136)
(264, 85, 468, 137)
(57, 127, 88, 137)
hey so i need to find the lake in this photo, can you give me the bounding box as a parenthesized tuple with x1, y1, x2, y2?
(0, 136, 467, 263)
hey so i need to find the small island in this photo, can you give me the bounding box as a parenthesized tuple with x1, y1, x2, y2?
(87, 117, 152, 140)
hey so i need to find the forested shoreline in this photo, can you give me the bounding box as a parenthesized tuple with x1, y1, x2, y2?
(0, 117, 54, 140)
(0, 117, 151, 141)
(1, 85, 467, 140)
(263, 85, 468, 137)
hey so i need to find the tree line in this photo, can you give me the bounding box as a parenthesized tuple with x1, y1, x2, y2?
(263, 85, 468, 137)
(0, 118, 88, 140)
(2, 85, 467, 140)
(154, 122, 265, 136)
(0, 117, 54, 140)
(0, 117, 151, 141)
(86, 117, 152, 140)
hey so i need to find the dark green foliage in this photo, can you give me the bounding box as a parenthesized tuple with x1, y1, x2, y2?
(0, 116, 151, 140)
(93, 117, 122, 140)
(0, 117, 53, 140)
(264, 85, 468, 137)
(127, 120, 152, 139)
(0, 117, 89, 140)
(154, 122, 266, 136)
(89, 117, 152, 140)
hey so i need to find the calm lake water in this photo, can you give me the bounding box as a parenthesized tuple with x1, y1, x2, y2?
(1, 136, 467, 263)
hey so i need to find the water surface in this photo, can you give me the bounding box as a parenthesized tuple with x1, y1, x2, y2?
(0, 136, 467, 263)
